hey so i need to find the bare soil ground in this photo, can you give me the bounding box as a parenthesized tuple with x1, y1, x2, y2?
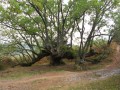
(0, 45, 120, 90)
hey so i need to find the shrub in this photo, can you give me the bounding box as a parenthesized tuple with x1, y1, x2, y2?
(0, 55, 17, 69)
(86, 39, 113, 64)
(3, 56, 16, 66)
(60, 45, 78, 59)
(93, 39, 113, 53)
(0, 58, 4, 71)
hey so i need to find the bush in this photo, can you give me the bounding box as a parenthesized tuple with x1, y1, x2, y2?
(86, 39, 113, 64)
(0, 59, 4, 71)
(3, 56, 16, 66)
(60, 45, 78, 59)
(93, 39, 113, 53)
(0, 56, 16, 69)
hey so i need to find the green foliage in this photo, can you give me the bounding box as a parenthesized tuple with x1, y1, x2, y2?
(31, 0, 43, 10)
(0, 43, 17, 55)
(86, 53, 108, 64)
(72, 45, 79, 57)
(94, 39, 113, 55)
(0, 43, 18, 68)
(60, 45, 77, 59)
(113, 13, 120, 44)
(71, 0, 90, 19)
(93, 39, 107, 50)
(86, 39, 113, 63)
(0, 60, 4, 71)
(0, 0, 119, 66)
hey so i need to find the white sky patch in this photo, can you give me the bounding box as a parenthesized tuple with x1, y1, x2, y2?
(63, 0, 69, 4)
(67, 13, 114, 45)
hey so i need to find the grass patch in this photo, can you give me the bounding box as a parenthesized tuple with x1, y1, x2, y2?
(87, 63, 106, 70)
(0, 71, 35, 80)
(0, 66, 65, 80)
(0, 61, 5, 71)
(68, 75, 120, 90)
(74, 58, 112, 71)
(87, 58, 112, 70)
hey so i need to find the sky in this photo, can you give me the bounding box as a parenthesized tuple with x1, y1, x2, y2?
(63, 0, 69, 4)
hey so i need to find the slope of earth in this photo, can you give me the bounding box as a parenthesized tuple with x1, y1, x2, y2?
(0, 45, 120, 90)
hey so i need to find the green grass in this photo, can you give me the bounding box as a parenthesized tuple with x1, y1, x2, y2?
(87, 58, 112, 71)
(68, 75, 120, 90)
(0, 62, 5, 71)
(0, 71, 35, 80)
(87, 63, 106, 70)
(0, 67, 64, 80)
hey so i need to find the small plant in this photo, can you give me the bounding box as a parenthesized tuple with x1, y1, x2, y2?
(86, 39, 113, 64)
(60, 45, 77, 59)
(0, 58, 4, 71)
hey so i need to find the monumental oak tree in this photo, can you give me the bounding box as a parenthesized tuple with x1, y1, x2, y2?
(0, 0, 119, 66)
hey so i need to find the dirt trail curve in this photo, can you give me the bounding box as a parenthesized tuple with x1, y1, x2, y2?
(0, 45, 120, 90)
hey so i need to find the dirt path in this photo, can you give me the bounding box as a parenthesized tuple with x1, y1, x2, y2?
(0, 45, 120, 90)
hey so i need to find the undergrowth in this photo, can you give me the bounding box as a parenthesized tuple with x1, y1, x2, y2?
(69, 75, 120, 90)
